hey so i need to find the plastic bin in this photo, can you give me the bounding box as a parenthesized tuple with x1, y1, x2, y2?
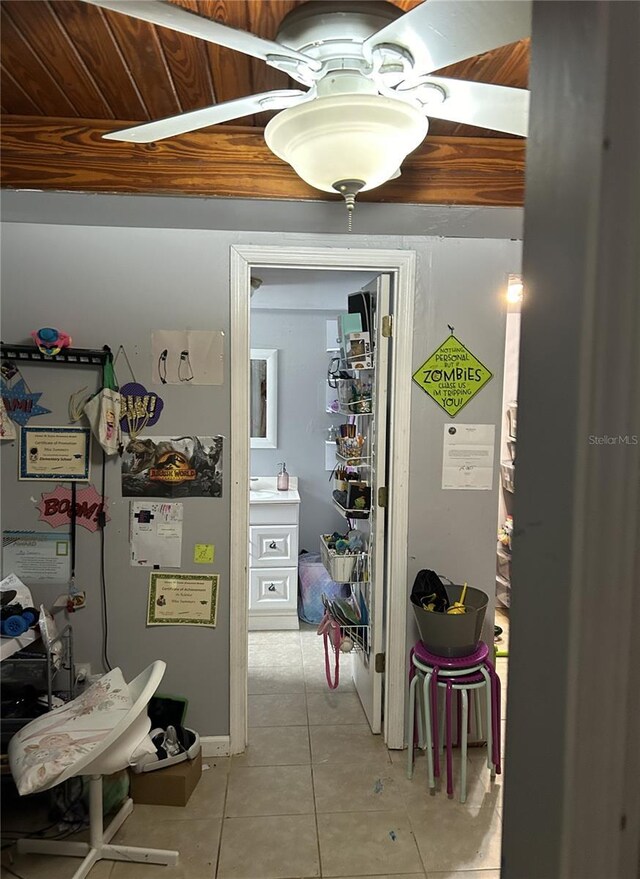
(411, 583, 488, 658)
(298, 552, 349, 625)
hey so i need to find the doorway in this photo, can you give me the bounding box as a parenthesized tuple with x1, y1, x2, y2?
(248, 269, 390, 731)
(229, 246, 417, 754)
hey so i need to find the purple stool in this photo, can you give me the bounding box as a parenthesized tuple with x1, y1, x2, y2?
(408, 640, 501, 803)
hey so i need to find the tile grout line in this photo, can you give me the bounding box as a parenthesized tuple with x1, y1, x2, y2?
(302, 631, 325, 878)
(214, 755, 232, 879)
(309, 750, 324, 878)
(297, 630, 324, 877)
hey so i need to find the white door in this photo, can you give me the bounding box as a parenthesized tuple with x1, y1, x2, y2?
(351, 274, 391, 733)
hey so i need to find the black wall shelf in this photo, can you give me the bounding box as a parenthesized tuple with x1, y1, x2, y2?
(1, 343, 112, 368)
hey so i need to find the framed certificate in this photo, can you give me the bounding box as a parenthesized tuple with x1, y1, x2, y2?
(147, 572, 218, 627)
(19, 426, 91, 481)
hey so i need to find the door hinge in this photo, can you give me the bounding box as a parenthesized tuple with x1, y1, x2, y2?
(381, 314, 393, 338)
(377, 486, 388, 508)
(375, 652, 386, 673)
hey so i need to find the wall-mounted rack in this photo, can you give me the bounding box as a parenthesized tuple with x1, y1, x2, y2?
(332, 497, 370, 520)
(1, 343, 112, 368)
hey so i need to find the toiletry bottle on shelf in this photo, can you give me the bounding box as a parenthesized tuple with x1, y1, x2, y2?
(277, 463, 289, 491)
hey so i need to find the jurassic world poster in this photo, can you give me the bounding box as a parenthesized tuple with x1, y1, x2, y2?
(121, 436, 223, 498)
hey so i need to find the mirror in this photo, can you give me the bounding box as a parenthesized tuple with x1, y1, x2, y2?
(250, 348, 278, 449)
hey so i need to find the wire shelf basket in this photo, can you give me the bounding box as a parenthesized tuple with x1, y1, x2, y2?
(320, 535, 366, 582)
(336, 378, 373, 414)
(321, 581, 371, 657)
(334, 623, 369, 655)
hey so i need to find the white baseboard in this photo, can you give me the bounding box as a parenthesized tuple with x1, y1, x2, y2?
(200, 736, 231, 758)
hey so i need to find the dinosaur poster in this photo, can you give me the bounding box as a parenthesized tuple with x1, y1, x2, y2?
(121, 435, 224, 498)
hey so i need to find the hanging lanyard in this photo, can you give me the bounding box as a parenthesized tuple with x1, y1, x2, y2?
(318, 610, 341, 689)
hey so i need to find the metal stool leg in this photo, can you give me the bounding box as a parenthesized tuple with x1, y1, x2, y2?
(445, 680, 454, 797)
(480, 666, 495, 778)
(439, 687, 446, 760)
(422, 671, 435, 791)
(460, 688, 469, 804)
(474, 686, 483, 740)
(415, 671, 426, 749)
(407, 670, 418, 779)
(491, 665, 502, 774)
(429, 664, 440, 780)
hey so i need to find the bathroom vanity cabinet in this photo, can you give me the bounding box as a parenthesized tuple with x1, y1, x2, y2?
(249, 478, 301, 631)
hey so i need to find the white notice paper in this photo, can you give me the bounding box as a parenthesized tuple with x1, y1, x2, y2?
(442, 424, 496, 490)
(130, 502, 183, 568)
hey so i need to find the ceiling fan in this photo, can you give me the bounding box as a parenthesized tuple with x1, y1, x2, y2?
(83, 0, 530, 224)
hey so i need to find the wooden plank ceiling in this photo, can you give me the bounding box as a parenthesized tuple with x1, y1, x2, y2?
(0, 0, 529, 205)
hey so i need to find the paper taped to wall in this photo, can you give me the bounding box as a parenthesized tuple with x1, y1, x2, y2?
(151, 330, 224, 386)
(442, 423, 496, 490)
(130, 502, 183, 568)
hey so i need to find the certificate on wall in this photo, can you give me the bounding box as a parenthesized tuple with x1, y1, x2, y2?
(147, 572, 218, 627)
(2, 531, 71, 584)
(19, 426, 91, 481)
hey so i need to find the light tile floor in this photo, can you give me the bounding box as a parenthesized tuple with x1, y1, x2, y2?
(2, 626, 507, 879)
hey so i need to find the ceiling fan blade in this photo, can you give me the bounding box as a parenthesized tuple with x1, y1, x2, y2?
(103, 90, 310, 143)
(365, 0, 531, 76)
(415, 77, 529, 136)
(82, 0, 319, 74)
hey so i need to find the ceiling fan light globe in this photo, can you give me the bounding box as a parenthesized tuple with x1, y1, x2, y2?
(264, 94, 428, 194)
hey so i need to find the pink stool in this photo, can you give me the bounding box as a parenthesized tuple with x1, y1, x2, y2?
(407, 640, 501, 803)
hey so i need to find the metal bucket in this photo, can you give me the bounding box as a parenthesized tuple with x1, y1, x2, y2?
(411, 584, 488, 658)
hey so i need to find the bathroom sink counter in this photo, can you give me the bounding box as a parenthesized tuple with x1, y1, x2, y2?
(250, 476, 300, 505)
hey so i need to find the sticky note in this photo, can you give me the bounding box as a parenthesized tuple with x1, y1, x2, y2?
(194, 544, 215, 564)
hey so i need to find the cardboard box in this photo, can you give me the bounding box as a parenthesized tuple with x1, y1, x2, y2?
(129, 749, 202, 807)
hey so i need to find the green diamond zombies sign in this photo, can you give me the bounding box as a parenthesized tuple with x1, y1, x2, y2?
(412, 334, 493, 417)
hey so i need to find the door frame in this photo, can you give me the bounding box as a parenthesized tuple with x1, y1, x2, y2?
(229, 245, 416, 754)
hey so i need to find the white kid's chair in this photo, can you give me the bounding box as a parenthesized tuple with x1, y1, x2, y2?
(8, 660, 179, 878)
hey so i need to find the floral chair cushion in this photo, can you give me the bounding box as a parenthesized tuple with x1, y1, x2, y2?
(9, 667, 132, 796)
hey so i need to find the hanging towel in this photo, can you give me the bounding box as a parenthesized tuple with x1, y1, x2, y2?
(83, 357, 122, 455)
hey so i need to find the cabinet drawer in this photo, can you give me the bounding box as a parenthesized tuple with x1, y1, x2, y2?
(250, 503, 299, 525)
(250, 568, 298, 612)
(250, 525, 298, 567)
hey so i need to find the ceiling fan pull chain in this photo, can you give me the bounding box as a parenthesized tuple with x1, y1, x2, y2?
(333, 180, 365, 233)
